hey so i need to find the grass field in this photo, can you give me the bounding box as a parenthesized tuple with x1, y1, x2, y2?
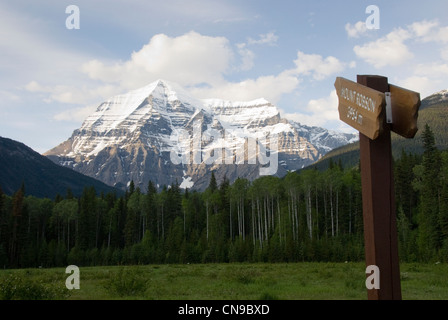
(0, 262, 447, 300)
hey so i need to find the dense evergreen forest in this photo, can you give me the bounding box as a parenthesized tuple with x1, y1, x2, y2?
(1, 124, 447, 268)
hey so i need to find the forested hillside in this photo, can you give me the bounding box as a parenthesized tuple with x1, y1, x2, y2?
(1, 125, 447, 268)
(0, 137, 120, 198)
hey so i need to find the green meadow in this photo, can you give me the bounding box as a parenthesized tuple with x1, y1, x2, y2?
(1, 262, 447, 300)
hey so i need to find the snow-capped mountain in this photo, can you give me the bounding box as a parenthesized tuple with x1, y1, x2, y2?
(291, 122, 358, 155)
(45, 80, 357, 191)
(420, 89, 448, 110)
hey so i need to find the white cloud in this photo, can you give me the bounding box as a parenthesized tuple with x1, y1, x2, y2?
(345, 21, 368, 38)
(349, 61, 357, 68)
(191, 70, 300, 103)
(409, 20, 439, 38)
(234, 32, 278, 71)
(25, 81, 85, 104)
(0, 90, 20, 103)
(25, 81, 47, 93)
(425, 26, 448, 43)
(415, 62, 448, 77)
(53, 104, 97, 122)
(396, 76, 435, 98)
(25, 81, 119, 106)
(353, 28, 413, 68)
(25, 81, 119, 123)
(247, 32, 279, 46)
(78, 31, 301, 105)
(441, 47, 448, 61)
(305, 90, 340, 123)
(281, 90, 339, 128)
(352, 19, 448, 98)
(293, 51, 350, 80)
(82, 31, 233, 90)
(353, 20, 448, 70)
(410, 20, 448, 43)
(236, 43, 255, 71)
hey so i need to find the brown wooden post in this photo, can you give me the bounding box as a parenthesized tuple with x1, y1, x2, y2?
(357, 75, 402, 300)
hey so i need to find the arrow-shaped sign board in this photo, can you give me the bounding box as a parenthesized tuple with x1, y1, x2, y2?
(389, 84, 421, 139)
(335, 77, 421, 140)
(335, 77, 386, 140)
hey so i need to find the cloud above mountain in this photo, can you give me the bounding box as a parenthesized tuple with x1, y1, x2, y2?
(82, 32, 233, 89)
(35, 31, 353, 123)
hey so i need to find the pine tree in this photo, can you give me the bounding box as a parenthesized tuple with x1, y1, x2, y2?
(78, 186, 97, 250)
(9, 186, 25, 266)
(395, 150, 419, 223)
(439, 152, 448, 244)
(0, 186, 6, 264)
(165, 180, 182, 223)
(124, 190, 141, 246)
(129, 180, 135, 195)
(416, 124, 442, 259)
(66, 188, 74, 200)
(145, 180, 158, 239)
(208, 171, 218, 193)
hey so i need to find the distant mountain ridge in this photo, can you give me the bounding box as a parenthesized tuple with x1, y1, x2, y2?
(310, 88, 448, 170)
(44, 80, 357, 191)
(0, 136, 120, 198)
(419, 89, 448, 110)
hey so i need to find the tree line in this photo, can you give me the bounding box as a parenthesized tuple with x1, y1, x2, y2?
(1, 124, 447, 268)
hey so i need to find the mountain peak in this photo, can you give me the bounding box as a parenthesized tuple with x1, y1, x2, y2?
(150, 78, 178, 92)
(45, 80, 357, 191)
(420, 88, 448, 110)
(80, 80, 202, 134)
(145, 79, 204, 108)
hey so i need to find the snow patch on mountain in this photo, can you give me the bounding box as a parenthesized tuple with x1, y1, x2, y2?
(180, 171, 195, 189)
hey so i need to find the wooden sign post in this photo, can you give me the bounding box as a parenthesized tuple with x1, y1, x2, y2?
(335, 75, 420, 300)
(334, 77, 386, 140)
(357, 75, 401, 300)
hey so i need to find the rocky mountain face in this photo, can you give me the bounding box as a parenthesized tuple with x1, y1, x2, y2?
(45, 80, 357, 191)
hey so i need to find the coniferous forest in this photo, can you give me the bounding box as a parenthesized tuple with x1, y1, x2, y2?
(1, 124, 447, 269)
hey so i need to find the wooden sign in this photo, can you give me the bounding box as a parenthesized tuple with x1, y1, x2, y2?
(389, 84, 421, 139)
(335, 77, 386, 140)
(356, 75, 402, 300)
(335, 75, 421, 300)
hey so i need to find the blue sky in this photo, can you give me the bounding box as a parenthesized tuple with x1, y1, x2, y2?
(1, 0, 448, 153)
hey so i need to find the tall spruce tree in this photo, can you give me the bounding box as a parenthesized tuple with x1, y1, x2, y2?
(416, 124, 442, 259)
(145, 180, 158, 239)
(439, 152, 448, 256)
(208, 171, 218, 193)
(78, 186, 97, 250)
(9, 185, 27, 267)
